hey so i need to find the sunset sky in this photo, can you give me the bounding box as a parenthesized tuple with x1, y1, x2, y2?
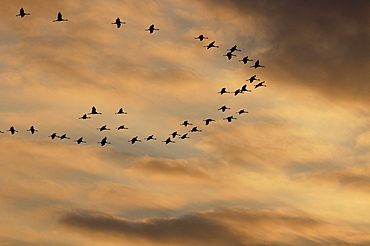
(1, 0, 370, 245)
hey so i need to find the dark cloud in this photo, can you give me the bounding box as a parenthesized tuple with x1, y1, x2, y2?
(195, 0, 370, 103)
(58, 207, 369, 245)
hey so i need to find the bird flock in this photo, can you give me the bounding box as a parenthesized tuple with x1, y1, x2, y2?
(2, 8, 268, 147)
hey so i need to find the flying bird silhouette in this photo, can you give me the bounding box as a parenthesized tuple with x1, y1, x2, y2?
(79, 114, 91, 119)
(97, 125, 110, 131)
(115, 108, 128, 114)
(162, 137, 175, 144)
(195, 34, 208, 41)
(240, 84, 252, 93)
(218, 87, 230, 95)
(7, 126, 18, 135)
(203, 118, 215, 125)
(145, 24, 159, 34)
(227, 45, 241, 52)
(223, 51, 236, 60)
(116, 125, 128, 130)
(98, 137, 111, 146)
(112, 17, 125, 28)
(223, 116, 237, 122)
(170, 131, 181, 138)
(239, 56, 253, 64)
(246, 75, 260, 83)
(218, 105, 230, 112)
(145, 135, 157, 141)
(49, 132, 58, 139)
(254, 81, 266, 89)
(27, 126, 38, 134)
(16, 8, 30, 18)
(53, 12, 68, 22)
(204, 41, 219, 49)
(189, 127, 202, 132)
(75, 137, 86, 144)
(250, 60, 265, 69)
(88, 106, 102, 115)
(58, 133, 70, 140)
(180, 120, 193, 127)
(179, 133, 190, 139)
(237, 109, 248, 115)
(234, 89, 243, 96)
(129, 136, 141, 144)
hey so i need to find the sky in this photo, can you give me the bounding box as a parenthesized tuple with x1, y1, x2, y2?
(0, 0, 370, 245)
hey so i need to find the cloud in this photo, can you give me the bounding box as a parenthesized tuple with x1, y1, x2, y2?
(58, 207, 370, 245)
(193, 0, 370, 103)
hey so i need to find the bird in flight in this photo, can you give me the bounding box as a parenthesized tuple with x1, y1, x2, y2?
(204, 41, 219, 49)
(203, 118, 215, 125)
(240, 84, 252, 93)
(53, 12, 68, 22)
(75, 137, 86, 144)
(7, 126, 18, 135)
(239, 56, 253, 64)
(49, 132, 58, 139)
(195, 34, 208, 41)
(162, 137, 175, 144)
(16, 8, 30, 18)
(179, 133, 190, 139)
(189, 127, 202, 132)
(218, 105, 230, 112)
(79, 114, 91, 120)
(98, 137, 111, 146)
(250, 60, 265, 69)
(27, 126, 38, 134)
(97, 125, 110, 131)
(145, 24, 159, 34)
(254, 81, 267, 89)
(116, 125, 128, 130)
(218, 87, 230, 95)
(224, 51, 236, 60)
(115, 108, 128, 114)
(145, 135, 157, 141)
(180, 120, 193, 127)
(170, 131, 181, 138)
(88, 106, 102, 115)
(129, 136, 141, 144)
(112, 17, 125, 28)
(58, 133, 70, 140)
(223, 116, 237, 122)
(236, 109, 248, 115)
(227, 45, 241, 52)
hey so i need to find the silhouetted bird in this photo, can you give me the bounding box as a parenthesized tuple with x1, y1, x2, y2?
(79, 114, 91, 119)
(195, 34, 208, 41)
(204, 41, 219, 49)
(88, 106, 102, 115)
(75, 137, 86, 144)
(180, 120, 192, 127)
(112, 17, 125, 28)
(203, 118, 215, 125)
(145, 135, 157, 141)
(145, 24, 159, 34)
(223, 116, 237, 122)
(116, 125, 128, 130)
(218, 87, 229, 95)
(98, 137, 111, 146)
(27, 126, 38, 134)
(218, 105, 230, 112)
(254, 81, 266, 89)
(97, 125, 110, 131)
(170, 131, 180, 138)
(189, 127, 202, 132)
(239, 56, 253, 64)
(223, 51, 236, 60)
(7, 126, 18, 135)
(228, 45, 241, 52)
(250, 60, 265, 69)
(53, 12, 68, 22)
(115, 108, 127, 114)
(129, 136, 141, 144)
(58, 133, 70, 140)
(0, 130, 4, 133)
(49, 132, 58, 139)
(234, 89, 243, 96)
(162, 137, 175, 144)
(240, 84, 251, 93)
(246, 75, 260, 83)
(237, 109, 248, 115)
(16, 8, 30, 18)
(179, 133, 190, 139)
